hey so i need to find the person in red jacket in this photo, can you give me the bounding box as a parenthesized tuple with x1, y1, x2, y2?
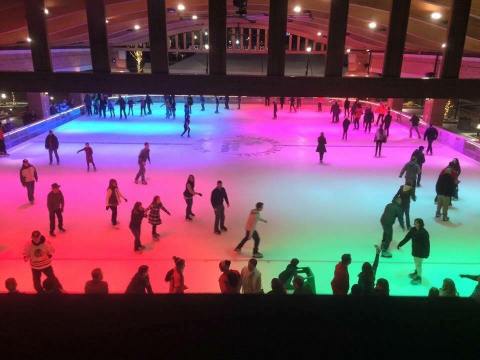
(331, 254, 352, 295)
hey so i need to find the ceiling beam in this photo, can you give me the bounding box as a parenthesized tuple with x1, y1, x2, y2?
(325, 0, 349, 77)
(24, 0, 52, 72)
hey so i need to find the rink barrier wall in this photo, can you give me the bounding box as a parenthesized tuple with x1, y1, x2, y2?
(4, 106, 84, 149)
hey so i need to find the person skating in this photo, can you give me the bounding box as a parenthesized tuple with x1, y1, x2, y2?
(218, 260, 241, 294)
(200, 95, 205, 111)
(240, 258, 262, 294)
(397, 218, 430, 285)
(330, 101, 341, 123)
(393, 181, 416, 230)
(98, 95, 107, 118)
(76, 142, 96, 172)
(357, 245, 381, 295)
(409, 114, 421, 138)
(107, 98, 115, 118)
(234, 202, 267, 259)
(117, 95, 127, 119)
(317, 97, 323, 112)
(296, 97, 301, 110)
(265, 96, 270, 106)
(363, 106, 374, 133)
(184, 103, 190, 119)
(237, 95, 241, 109)
(127, 98, 134, 116)
(140, 97, 147, 116)
(375, 102, 386, 125)
(289, 97, 296, 112)
(331, 254, 352, 295)
(165, 256, 188, 294)
(45, 130, 60, 165)
(171, 95, 177, 118)
(411, 146, 426, 186)
(181, 114, 191, 137)
(184, 174, 202, 220)
(353, 104, 363, 130)
(435, 167, 455, 221)
(47, 183, 65, 237)
(279, 96, 285, 110)
(344, 97, 350, 117)
(273, 100, 278, 119)
(126, 265, 153, 294)
(424, 124, 439, 155)
(19, 159, 38, 204)
(374, 126, 386, 157)
(130, 201, 147, 252)
(383, 110, 392, 137)
(450, 158, 461, 200)
(84, 94, 92, 115)
(23, 230, 61, 293)
(187, 95, 193, 113)
(342, 117, 351, 140)
(147, 195, 171, 240)
(211, 180, 230, 235)
(146, 94, 153, 114)
(224, 95, 230, 110)
(134, 142, 150, 185)
(380, 197, 405, 258)
(316, 132, 327, 163)
(215, 96, 220, 113)
(399, 156, 420, 189)
(106, 179, 127, 226)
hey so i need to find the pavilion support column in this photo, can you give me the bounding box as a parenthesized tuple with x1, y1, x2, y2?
(423, 99, 448, 126)
(24, 0, 52, 72)
(382, 0, 411, 78)
(440, 0, 472, 79)
(147, 0, 169, 74)
(267, 0, 288, 76)
(387, 98, 403, 112)
(85, 0, 110, 73)
(27, 92, 50, 120)
(325, 0, 349, 77)
(208, 0, 227, 75)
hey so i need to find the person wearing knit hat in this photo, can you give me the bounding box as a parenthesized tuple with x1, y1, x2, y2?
(166, 256, 188, 294)
(218, 260, 241, 294)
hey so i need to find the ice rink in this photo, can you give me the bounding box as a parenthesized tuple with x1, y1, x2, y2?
(1, 100, 479, 296)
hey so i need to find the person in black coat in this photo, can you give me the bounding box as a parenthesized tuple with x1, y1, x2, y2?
(135, 142, 151, 185)
(316, 132, 327, 163)
(84, 94, 92, 115)
(129, 202, 147, 252)
(47, 183, 65, 237)
(330, 101, 341, 123)
(435, 168, 455, 221)
(215, 96, 220, 114)
(411, 146, 426, 186)
(424, 124, 439, 155)
(397, 218, 430, 285)
(45, 130, 60, 165)
(117, 96, 127, 119)
(127, 98, 134, 116)
(363, 107, 374, 133)
(342, 118, 350, 140)
(126, 265, 153, 294)
(279, 96, 285, 110)
(357, 245, 381, 295)
(273, 101, 278, 119)
(200, 95, 205, 111)
(393, 182, 416, 230)
(211, 180, 230, 235)
(383, 110, 392, 137)
(224, 95, 230, 110)
(146, 94, 153, 114)
(344, 98, 350, 117)
(409, 114, 421, 139)
(181, 114, 191, 138)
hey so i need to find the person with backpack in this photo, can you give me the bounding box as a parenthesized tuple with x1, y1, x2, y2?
(424, 124, 439, 155)
(76, 142, 96, 172)
(45, 130, 60, 165)
(218, 260, 241, 294)
(166, 256, 188, 294)
(19, 159, 38, 204)
(278, 258, 302, 290)
(147, 195, 171, 239)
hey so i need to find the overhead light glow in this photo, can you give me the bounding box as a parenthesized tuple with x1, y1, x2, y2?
(194, 35, 198, 39)
(235, 39, 240, 45)
(27, 37, 32, 43)
(50, 96, 54, 100)
(317, 31, 322, 36)
(204, 31, 208, 36)
(105, 19, 109, 24)
(192, 15, 198, 20)
(441, 43, 447, 48)
(134, 24, 140, 30)
(346, 48, 351, 53)
(177, 4, 186, 11)
(44, 8, 49, 15)
(293, 5, 302, 13)
(368, 21, 377, 29)
(205, 44, 209, 50)
(431, 12, 442, 20)
(1, 93, 6, 99)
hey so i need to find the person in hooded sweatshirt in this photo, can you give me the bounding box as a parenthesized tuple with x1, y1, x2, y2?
(393, 181, 416, 230)
(399, 156, 421, 190)
(380, 197, 405, 258)
(218, 260, 241, 294)
(125, 265, 153, 294)
(331, 254, 352, 295)
(19, 159, 38, 204)
(397, 218, 430, 285)
(23, 230, 61, 293)
(76, 142, 96, 172)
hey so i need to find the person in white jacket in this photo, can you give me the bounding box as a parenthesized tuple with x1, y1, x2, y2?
(23, 230, 61, 293)
(241, 258, 263, 294)
(234, 202, 267, 258)
(19, 159, 38, 204)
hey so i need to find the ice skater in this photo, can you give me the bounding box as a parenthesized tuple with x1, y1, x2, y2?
(383, 110, 392, 137)
(107, 98, 115, 118)
(273, 100, 278, 119)
(363, 107, 374, 133)
(129, 202, 147, 252)
(200, 95, 205, 111)
(215, 96, 220, 114)
(424, 124, 439, 155)
(265, 97, 270, 106)
(224, 95, 230, 110)
(316, 132, 327, 163)
(234, 202, 267, 259)
(393, 181, 416, 230)
(147, 195, 171, 240)
(84, 94, 92, 115)
(181, 114, 191, 137)
(134, 142, 150, 185)
(146, 94, 153, 114)
(435, 167, 455, 222)
(376, 102, 386, 125)
(289, 97, 296, 112)
(117, 96, 127, 119)
(411, 146, 425, 186)
(47, 183, 65, 237)
(409, 114, 421, 138)
(296, 97, 301, 110)
(330, 101, 341, 123)
(397, 218, 430, 285)
(76, 142, 96, 172)
(45, 130, 60, 165)
(127, 98, 134, 116)
(353, 104, 362, 130)
(279, 96, 285, 110)
(374, 126, 386, 157)
(20, 159, 38, 204)
(399, 156, 421, 190)
(187, 95, 193, 113)
(183, 174, 202, 221)
(379, 197, 405, 258)
(106, 179, 127, 226)
(0, 127, 8, 156)
(211, 180, 230, 235)
(342, 117, 351, 140)
(343, 97, 350, 117)
(140, 97, 147, 116)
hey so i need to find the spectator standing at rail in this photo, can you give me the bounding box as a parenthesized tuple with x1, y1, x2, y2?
(397, 218, 430, 285)
(127, 98, 134, 116)
(117, 95, 127, 119)
(85, 268, 109, 294)
(146, 94, 153, 114)
(241, 258, 262, 294)
(358, 245, 381, 294)
(380, 198, 405, 258)
(45, 130, 60, 165)
(134, 142, 150, 185)
(316, 132, 327, 163)
(234, 202, 267, 259)
(411, 146, 426, 186)
(459, 274, 480, 302)
(224, 95, 230, 110)
(23, 230, 60, 293)
(19, 159, 38, 204)
(166, 257, 188, 294)
(84, 94, 92, 115)
(76, 142, 96, 172)
(211, 180, 230, 235)
(409, 114, 421, 139)
(105, 178, 128, 226)
(331, 254, 352, 295)
(147, 195, 171, 240)
(47, 183, 65, 237)
(126, 265, 153, 294)
(424, 124, 439, 155)
(330, 101, 341, 123)
(218, 260, 241, 294)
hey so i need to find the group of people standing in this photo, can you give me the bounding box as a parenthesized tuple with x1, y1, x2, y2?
(84, 94, 154, 119)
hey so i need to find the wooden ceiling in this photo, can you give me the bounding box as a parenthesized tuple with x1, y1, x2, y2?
(1, 0, 479, 54)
